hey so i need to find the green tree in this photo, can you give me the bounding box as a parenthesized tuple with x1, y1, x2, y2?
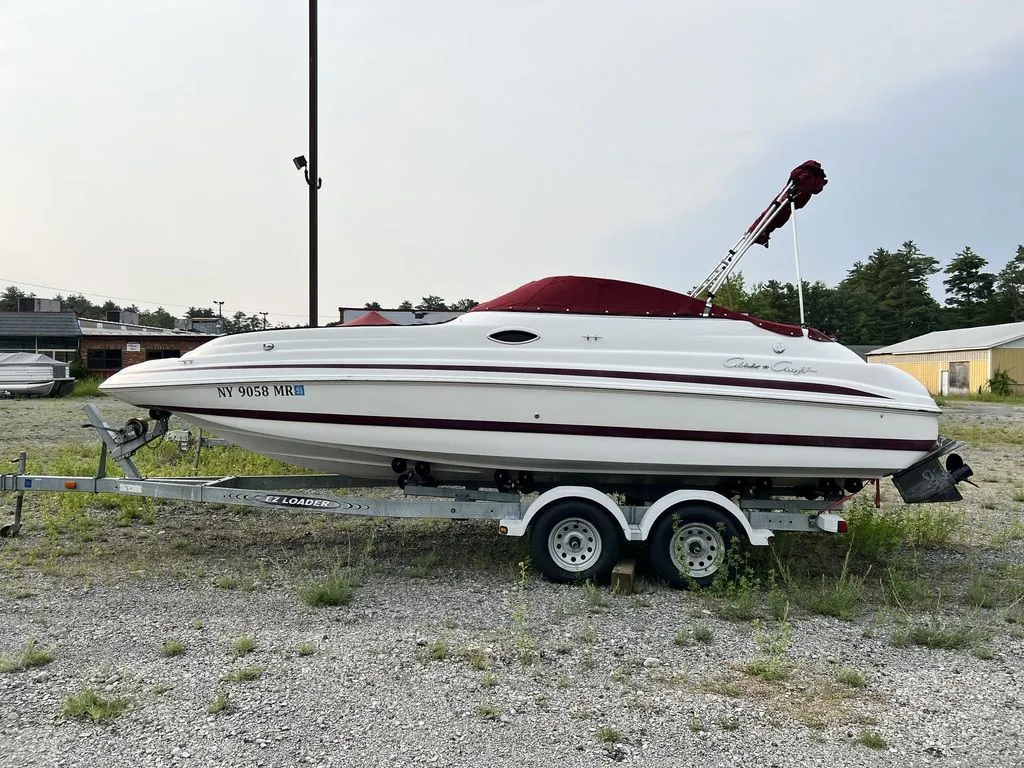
(0, 285, 28, 311)
(994, 245, 1024, 323)
(449, 298, 479, 312)
(396, 300, 413, 310)
(834, 241, 941, 345)
(186, 307, 217, 318)
(942, 246, 997, 326)
(415, 295, 448, 311)
(139, 306, 177, 329)
(363, 301, 382, 310)
(58, 293, 97, 317)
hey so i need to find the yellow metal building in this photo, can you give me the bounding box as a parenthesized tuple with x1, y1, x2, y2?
(867, 321, 1024, 395)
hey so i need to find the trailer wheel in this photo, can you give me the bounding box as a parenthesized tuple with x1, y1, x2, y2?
(649, 504, 738, 589)
(529, 500, 621, 583)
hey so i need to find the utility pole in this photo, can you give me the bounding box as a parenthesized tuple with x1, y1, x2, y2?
(259, 311, 268, 330)
(292, 0, 321, 328)
(213, 300, 224, 318)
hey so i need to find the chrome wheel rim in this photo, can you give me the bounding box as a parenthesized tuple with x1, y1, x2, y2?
(669, 522, 725, 580)
(548, 517, 602, 573)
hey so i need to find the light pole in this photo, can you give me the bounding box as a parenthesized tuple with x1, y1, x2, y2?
(259, 311, 268, 330)
(213, 300, 224, 318)
(293, 0, 321, 328)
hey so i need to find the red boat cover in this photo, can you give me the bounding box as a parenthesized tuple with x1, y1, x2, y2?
(470, 275, 833, 341)
(342, 310, 396, 326)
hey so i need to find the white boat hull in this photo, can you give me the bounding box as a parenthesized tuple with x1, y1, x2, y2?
(100, 312, 940, 488)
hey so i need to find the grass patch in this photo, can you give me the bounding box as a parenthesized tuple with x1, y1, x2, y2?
(62, 688, 130, 721)
(807, 549, 865, 620)
(891, 620, 986, 650)
(595, 725, 623, 743)
(420, 638, 448, 663)
(836, 667, 867, 688)
(717, 714, 739, 731)
(298, 641, 316, 656)
(0, 638, 54, 673)
(208, 693, 231, 714)
(299, 569, 358, 607)
(476, 704, 501, 721)
(232, 636, 255, 657)
(856, 730, 887, 749)
(69, 377, 104, 398)
(160, 639, 184, 658)
(223, 665, 263, 682)
(463, 646, 490, 670)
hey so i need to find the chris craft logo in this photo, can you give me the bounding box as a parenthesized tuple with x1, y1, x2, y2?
(724, 357, 818, 376)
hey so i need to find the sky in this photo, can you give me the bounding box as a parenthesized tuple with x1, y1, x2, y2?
(2, 1, 1023, 326)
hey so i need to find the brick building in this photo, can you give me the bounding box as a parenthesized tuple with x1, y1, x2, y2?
(78, 315, 218, 378)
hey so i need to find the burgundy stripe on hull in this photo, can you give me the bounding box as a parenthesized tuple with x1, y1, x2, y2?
(155, 404, 934, 453)
(174, 363, 887, 400)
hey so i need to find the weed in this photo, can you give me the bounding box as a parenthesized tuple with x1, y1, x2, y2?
(481, 672, 499, 688)
(711, 567, 760, 621)
(891, 620, 986, 650)
(299, 569, 358, 607)
(693, 621, 713, 644)
(464, 647, 490, 671)
(217, 575, 239, 590)
(808, 548, 865, 620)
(208, 693, 231, 714)
(510, 561, 538, 663)
(965, 574, 996, 609)
(580, 620, 598, 645)
(477, 704, 501, 721)
(151, 683, 172, 695)
(836, 667, 867, 688)
(582, 581, 609, 612)
(298, 641, 316, 656)
(223, 665, 263, 682)
(745, 606, 792, 681)
(717, 714, 739, 731)
(232, 636, 255, 657)
(69, 377, 104, 398)
(62, 688, 129, 721)
(767, 588, 789, 622)
(409, 551, 438, 578)
(972, 646, 996, 660)
(856, 731, 887, 749)
(688, 713, 703, 732)
(420, 638, 448, 663)
(702, 678, 742, 698)
(595, 725, 623, 743)
(160, 639, 184, 658)
(0, 638, 54, 673)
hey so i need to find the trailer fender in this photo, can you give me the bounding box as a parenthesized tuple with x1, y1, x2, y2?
(500, 486, 629, 539)
(638, 490, 772, 547)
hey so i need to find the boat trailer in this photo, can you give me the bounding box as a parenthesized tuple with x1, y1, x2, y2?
(0, 406, 965, 588)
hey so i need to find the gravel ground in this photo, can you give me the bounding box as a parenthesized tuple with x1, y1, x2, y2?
(1, 396, 1023, 768)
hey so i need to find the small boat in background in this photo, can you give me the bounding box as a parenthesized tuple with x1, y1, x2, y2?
(0, 352, 75, 398)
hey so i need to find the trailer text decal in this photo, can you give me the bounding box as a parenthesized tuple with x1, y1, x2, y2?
(254, 494, 341, 509)
(216, 384, 306, 398)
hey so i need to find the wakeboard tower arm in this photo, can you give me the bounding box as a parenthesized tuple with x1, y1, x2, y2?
(692, 161, 828, 316)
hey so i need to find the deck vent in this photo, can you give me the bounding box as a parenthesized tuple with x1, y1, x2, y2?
(488, 329, 538, 344)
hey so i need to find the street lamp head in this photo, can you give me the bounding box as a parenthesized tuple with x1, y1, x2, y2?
(293, 155, 307, 171)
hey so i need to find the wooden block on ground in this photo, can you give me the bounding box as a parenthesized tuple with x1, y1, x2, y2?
(611, 559, 636, 595)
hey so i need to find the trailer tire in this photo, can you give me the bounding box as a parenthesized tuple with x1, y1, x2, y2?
(529, 500, 621, 584)
(649, 504, 738, 589)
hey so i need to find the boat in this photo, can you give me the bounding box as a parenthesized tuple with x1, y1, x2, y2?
(98, 162, 971, 502)
(0, 352, 75, 398)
